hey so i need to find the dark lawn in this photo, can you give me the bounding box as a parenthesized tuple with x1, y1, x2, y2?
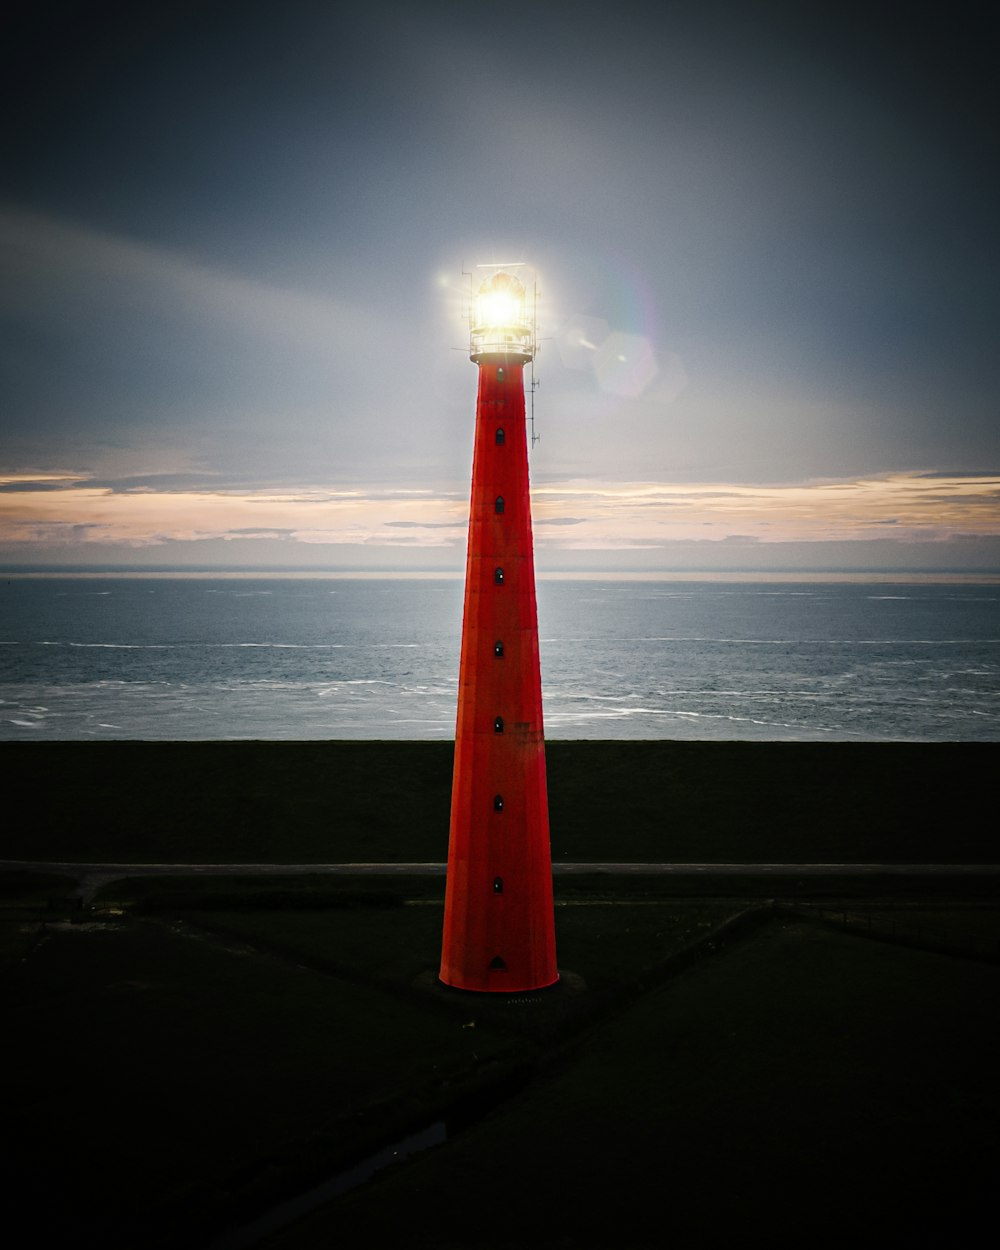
(5, 912, 519, 1248)
(4, 739, 997, 864)
(266, 918, 1000, 1249)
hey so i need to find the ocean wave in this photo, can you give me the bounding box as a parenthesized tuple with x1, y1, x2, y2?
(547, 635, 1000, 646)
(219, 642, 347, 649)
(650, 689, 822, 698)
(68, 642, 171, 649)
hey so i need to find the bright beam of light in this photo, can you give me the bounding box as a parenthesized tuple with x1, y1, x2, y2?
(475, 289, 522, 329)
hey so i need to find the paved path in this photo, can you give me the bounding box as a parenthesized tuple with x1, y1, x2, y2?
(6, 860, 1000, 875)
(5, 858, 1000, 902)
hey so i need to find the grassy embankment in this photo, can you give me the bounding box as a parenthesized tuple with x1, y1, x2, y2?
(4, 738, 996, 864)
(3, 740, 998, 1247)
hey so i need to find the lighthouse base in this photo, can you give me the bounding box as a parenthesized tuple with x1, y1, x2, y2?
(437, 971, 561, 995)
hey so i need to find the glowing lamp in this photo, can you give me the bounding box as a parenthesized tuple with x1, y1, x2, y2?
(470, 269, 534, 362)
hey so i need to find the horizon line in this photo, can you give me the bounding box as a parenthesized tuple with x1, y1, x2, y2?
(3, 567, 1000, 584)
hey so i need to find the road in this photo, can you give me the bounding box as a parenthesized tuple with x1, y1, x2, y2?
(4, 857, 1000, 902)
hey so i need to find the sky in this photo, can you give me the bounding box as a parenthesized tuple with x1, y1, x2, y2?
(1, 0, 998, 574)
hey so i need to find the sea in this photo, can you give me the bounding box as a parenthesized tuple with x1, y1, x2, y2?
(1, 575, 998, 742)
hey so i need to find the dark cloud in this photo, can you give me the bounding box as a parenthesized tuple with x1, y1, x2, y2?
(225, 528, 296, 537)
(100, 474, 224, 492)
(923, 493, 1000, 506)
(919, 471, 1000, 480)
(0, 480, 77, 493)
(384, 521, 464, 530)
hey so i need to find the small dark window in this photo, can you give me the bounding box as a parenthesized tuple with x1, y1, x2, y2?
(496, 367, 505, 382)
(495, 496, 505, 514)
(494, 640, 504, 657)
(494, 567, 504, 584)
(493, 876, 504, 894)
(495, 427, 505, 445)
(493, 794, 504, 812)
(494, 715, 504, 734)
(489, 955, 507, 971)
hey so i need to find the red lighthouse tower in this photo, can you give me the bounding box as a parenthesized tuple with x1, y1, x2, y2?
(439, 268, 558, 993)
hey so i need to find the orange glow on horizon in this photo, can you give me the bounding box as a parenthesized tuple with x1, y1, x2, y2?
(0, 472, 997, 553)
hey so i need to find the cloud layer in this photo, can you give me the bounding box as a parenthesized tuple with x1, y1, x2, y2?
(3, 471, 997, 571)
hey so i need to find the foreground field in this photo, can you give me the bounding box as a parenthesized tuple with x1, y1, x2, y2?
(3, 740, 998, 1248)
(277, 917, 999, 1249)
(4, 870, 999, 1249)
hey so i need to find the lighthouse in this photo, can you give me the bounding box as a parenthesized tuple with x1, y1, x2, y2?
(439, 267, 558, 993)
